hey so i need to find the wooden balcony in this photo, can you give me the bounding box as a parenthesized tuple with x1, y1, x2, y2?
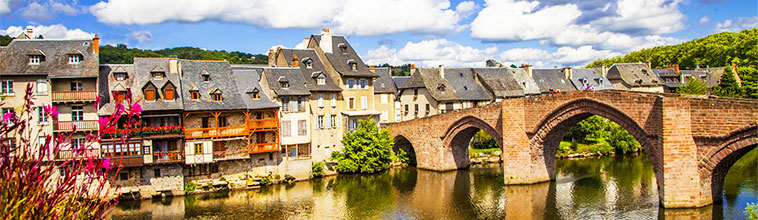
(184, 125, 247, 139)
(54, 120, 98, 132)
(152, 151, 183, 163)
(56, 148, 101, 160)
(247, 142, 279, 154)
(51, 91, 98, 103)
(213, 150, 247, 161)
(247, 118, 278, 131)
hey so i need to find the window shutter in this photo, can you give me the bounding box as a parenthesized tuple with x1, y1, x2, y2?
(331, 94, 336, 107)
(336, 114, 341, 128)
(318, 94, 324, 107)
(165, 89, 175, 100)
(361, 96, 367, 109)
(325, 115, 331, 128)
(314, 115, 319, 130)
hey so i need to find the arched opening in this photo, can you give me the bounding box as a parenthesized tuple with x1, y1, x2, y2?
(393, 135, 417, 166)
(704, 126, 758, 213)
(442, 116, 502, 170)
(531, 99, 663, 209)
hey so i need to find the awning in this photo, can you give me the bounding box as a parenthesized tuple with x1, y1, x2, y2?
(341, 110, 381, 116)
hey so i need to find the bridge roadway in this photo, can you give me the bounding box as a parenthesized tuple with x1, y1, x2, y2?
(385, 90, 757, 208)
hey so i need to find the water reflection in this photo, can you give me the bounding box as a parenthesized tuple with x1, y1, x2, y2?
(110, 151, 757, 220)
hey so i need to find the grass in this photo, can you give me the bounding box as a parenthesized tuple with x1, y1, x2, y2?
(469, 148, 501, 153)
(558, 138, 614, 157)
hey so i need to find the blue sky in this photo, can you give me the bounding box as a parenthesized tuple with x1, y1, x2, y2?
(0, 0, 756, 68)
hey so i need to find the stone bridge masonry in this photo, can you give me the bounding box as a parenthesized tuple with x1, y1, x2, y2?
(385, 90, 758, 208)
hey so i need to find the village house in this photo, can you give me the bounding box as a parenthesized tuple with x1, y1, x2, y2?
(605, 63, 664, 93)
(567, 68, 614, 91)
(371, 66, 397, 124)
(474, 67, 525, 101)
(531, 67, 578, 94)
(258, 67, 311, 162)
(397, 65, 491, 121)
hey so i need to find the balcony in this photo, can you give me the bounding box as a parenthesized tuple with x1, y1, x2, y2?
(54, 120, 98, 132)
(213, 150, 248, 161)
(51, 91, 98, 103)
(141, 126, 183, 138)
(184, 125, 247, 139)
(247, 119, 278, 131)
(152, 151, 183, 163)
(56, 148, 101, 160)
(247, 142, 279, 154)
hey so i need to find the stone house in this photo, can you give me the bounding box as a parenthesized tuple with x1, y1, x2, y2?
(606, 63, 664, 93)
(532, 67, 578, 94)
(258, 67, 312, 161)
(372, 66, 397, 124)
(568, 68, 615, 91)
(473, 67, 525, 101)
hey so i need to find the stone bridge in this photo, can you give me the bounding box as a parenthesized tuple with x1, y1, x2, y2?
(385, 90, 757, 208)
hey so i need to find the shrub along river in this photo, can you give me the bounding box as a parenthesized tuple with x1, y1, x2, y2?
(110, 150, 757, 219)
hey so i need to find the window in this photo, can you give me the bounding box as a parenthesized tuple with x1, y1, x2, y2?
(396, 113, 401, 122)
(381, 111, 388, 121)
(280, 81, 289, 88)
(414, 104, 419, 115)
(330, 115, 337, 129)
(191, 91, 199, 100)
(71, 138, 85, 149)
(282, 98, 289, 112)
(381, 94, 388, 103)
(298, 120, 307, 136)
(346, 80, 354, 90)
(71, 106, 84, 121)
(348, 97, 355, 110)
(252, 91, 259, 99)
(522, 82, 528, 89)
(317, 74, 326, 85)
(404, 104, 408, 115)
(29, 55, 42, 64)
(36, 80, 47, 94)
(351, 63, 357, 71)
(115, 72, 126, 81)
(425, 104, 430, 114)
(361, 96, 367, 109)
(37, 107, 47, 123)
(153, 169, 161, 178)
(164, 89, 175, 101)
(413, 88, 418, 100)
(201, 117, 209, 128)
(202, 75, 210, 81)
(359, 80, 367, 90)
(68, 54, 81, 64)
(282, 121, 291, 137)
(145, 90, 156, 101)
(212, 93, 222, 102)
(2, 108, 14, 123)
(218, 116, 227, 127)
(114, 91, 126, 103)
(119, 173, 128, 181)
(152, 71, 164, 79)
(318, 94, 324, 108)
(194, 143, 203, 154)
(297, 97, 304, 112)
(306, 60, 313, 69)
(70, 80, 83, 91)
(1, 80, 13, 94)
(318, 115, 324, 129)
(331, 94, 337, 107)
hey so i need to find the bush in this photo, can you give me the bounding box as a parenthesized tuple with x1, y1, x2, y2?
(184, 182, 197, 193)
(395, 148, 416, 165)
(273, 174, 281, 180)
(331, 119, 393, 174)
(311, 162, 325, 178)
(608, 123, 641, 154)
(747, 203, 758, 220)
(258, 175, 272, 186)
(284, 174, 296, 183)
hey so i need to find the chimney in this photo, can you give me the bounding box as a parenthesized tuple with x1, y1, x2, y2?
(267, 49, 276, 66)
(521, 63, 533, 79)
(169, 55, 178, 74)
(292, 54, 299, 67)
(646, 60, 651, 69)
(562, 65, 572, 79)
(439, 65, 445, 79)
(601, 65, 608, 78)
(26, 28, 33, 38)
(674, 64, 679, 73)
(320, 28, 333, 54)
(93, 34, 100, 54)
(369, 65, 375, 73)
(302, 38, 310, 48)
(732, 61, 742, 86)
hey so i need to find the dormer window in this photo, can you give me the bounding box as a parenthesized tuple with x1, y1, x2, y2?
(437, 84, 446, 91)
(247, 87, 260, 100)
(317, 74, 326, 85)
(114, 91, 127, 103)
(252, 91, 259, 99)
(459, 72, 464, 77)
(212, 93, 222, 102)
(68, 54, 82, 64)
(280, 81, 289, 88)
(338, 43, 347, 54)
(152, 71, 164, 79)
(29, 55, 42, 65)
(522, 82, 528, 89)
(115, 72, 126, 80)
(302, 58, 313, 69)
(145, 89, 156, 102)
(201, 70, 210, 81)
(163, 82, 176, 101)
(191, 91, 199, 100)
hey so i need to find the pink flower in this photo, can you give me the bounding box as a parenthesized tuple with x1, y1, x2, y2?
(2, 112, 10, 121)
(44, 105, 58, 120)
(131, 103, 142, 114)
(101, 158, 112, 170)
(85, 159, 96, 170)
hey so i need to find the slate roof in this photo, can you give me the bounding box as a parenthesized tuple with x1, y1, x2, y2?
(652, 69, 681, 89)
(569, 68, 615, 90)
(702, 67, 726, 87)
(473, 67, 524, 98)
(607, 63, 663, 87)
(403, 68, 459, 101)
(444, 68, 491, 101)
(532, 69, 577, 93)
(508, 68, 541, 95)
(403, 67, 491, 102)
(231, 69, 279, 109)
(180, 60, 249, 111)
(277, 48, 341, 92)
(373, 67, 396, 94)
(311, 35, 378, 78)
(97, 64, 134, 114)
(392, 76, 410, 89)
(261, 68, 311, 96)
(0, 39, 99, 77)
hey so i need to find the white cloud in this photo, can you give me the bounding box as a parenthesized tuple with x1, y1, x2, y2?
(715, 16, 758, 32)
(0, 24, 94, 39)
(90, 0, 473, 36)
(20, 0, 82, 21)
(590, 0, 685, 34)
(364, 39, 497, 67)
(0, 0, 9, 14)
(498, 46, 621, 68)
(699, 16, 710, 25)
(470, 0, 581, 41)
(128, 30, 153, 43)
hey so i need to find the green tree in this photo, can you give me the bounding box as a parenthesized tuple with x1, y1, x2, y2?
(0, 35, 12, 46)
(565, 116, 609, 144)
(608, 123, 641, 154)
(331, 119, 394, 173)
(714, 67, 743, 98)
(737, 67, 758, 99)
(746, 203, 758, 220)
(470, 130, 498, 149)
(677, 76, 708, 95)
(98, 44, 268, 64)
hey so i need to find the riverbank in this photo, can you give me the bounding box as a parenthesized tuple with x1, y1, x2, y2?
(469, 139, 640, 163)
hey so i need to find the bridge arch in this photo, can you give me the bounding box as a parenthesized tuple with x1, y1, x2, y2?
(392, 134, 417, 166)
(528, 98, 662, 192)
(701, 125, 758, 203)
(441, 116, 502, 169)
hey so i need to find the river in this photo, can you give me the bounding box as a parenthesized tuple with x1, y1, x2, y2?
(110, 150, 757, 219)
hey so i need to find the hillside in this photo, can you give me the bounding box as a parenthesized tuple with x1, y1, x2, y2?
(585, 28, 757, 69)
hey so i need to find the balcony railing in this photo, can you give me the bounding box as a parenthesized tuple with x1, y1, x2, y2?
(152, 151, 182, 163)
(51, 91, 98, 102)
(54, 120, 98, 132)
(248, 142, 279, 154)
(213, 150, 247, 161)
(56, 148, 101, 160)
(184, 125, 247, 139)
(247, 118, 278, 131)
